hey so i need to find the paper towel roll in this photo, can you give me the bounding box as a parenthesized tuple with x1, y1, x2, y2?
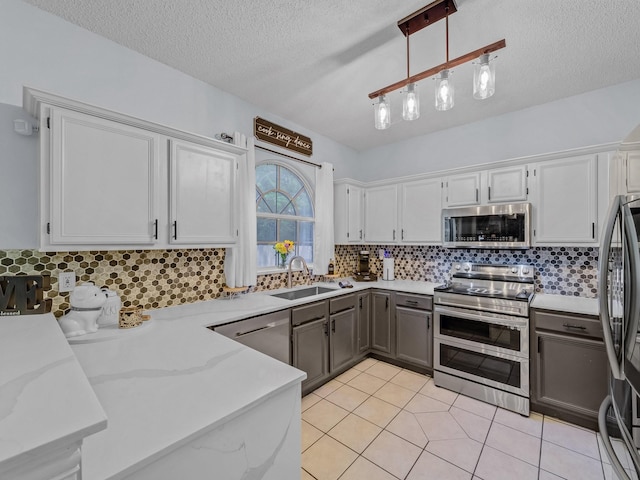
(382, 258, 395, 281)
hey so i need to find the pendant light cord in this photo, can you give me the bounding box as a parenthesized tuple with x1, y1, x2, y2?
(445, 0, 450, 64)
(406, 25, 410, 79)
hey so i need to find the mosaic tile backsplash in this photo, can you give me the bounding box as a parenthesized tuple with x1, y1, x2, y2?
(334, 245, 599, 298)
(0, 244, 598, 317)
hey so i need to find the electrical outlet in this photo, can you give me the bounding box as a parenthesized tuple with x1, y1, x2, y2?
(58, 271, 76, 292)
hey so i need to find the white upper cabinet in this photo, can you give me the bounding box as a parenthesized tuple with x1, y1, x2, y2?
(334, 183, 364, 244)
(486, 165, 528, 203)
(444, 172, 481, 207)
(400, 178, 442, 243)
(169, 140, 236, 244)
(625, 150, 640, 193)
(29, 89, 245, 251)
(530, 155, 598, 245)
(48, 107, 160, 246)
(364, 185, 398, 243)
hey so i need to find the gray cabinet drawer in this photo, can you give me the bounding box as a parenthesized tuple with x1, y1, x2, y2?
(330, 294, 356, 315)
(292, 301, 327, 326)
(396, 293, 432, 311)
(533, 310, 603, 339)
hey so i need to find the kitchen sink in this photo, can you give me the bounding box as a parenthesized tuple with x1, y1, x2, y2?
(270, 286, 337, 301)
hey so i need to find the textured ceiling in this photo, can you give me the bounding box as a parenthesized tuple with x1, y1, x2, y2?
(23, 0, 640, 151)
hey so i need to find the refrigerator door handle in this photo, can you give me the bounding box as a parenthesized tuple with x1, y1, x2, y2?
(623, 202, 640, 357)
(598, 396, 632, 480)
(599, 196, 624, 380)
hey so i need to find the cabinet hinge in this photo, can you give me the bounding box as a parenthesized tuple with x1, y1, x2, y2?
(46, 222, 50, 234)
(47, 117, 50, 129)
(526, 169, 529, 177)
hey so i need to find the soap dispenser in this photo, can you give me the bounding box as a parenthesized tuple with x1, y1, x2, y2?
(328, 259, 335, 275)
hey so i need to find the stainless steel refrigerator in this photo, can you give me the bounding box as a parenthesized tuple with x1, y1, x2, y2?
(599, 194, 640, 479)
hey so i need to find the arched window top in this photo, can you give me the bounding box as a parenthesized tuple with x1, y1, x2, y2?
(256, 163, 314, 218)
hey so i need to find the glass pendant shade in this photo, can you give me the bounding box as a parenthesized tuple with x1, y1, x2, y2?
(473, 54, 496, 100)
(402, 83, 420, 121)
(374, 95, 391, 130)
(435, 69, 454, 111)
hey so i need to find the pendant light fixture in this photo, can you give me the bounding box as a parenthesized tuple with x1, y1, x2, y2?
(402, 25, 420, 121)
(473, 53, 496, 99)
(368, 0, 506, 129)
(374, 94, 391, 130)
(435, 70, 454, 111)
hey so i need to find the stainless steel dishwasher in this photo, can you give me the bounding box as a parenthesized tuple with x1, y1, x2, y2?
(213, 310, 290, 364)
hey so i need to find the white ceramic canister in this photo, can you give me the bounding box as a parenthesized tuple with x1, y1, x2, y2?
(97, 288, 121, 326)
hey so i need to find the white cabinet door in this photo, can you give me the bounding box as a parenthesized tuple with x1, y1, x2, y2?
(49, 108, 160, 245)
(347, 185, 364, 243)
(626, 151, 640, 193)
(364, 185, 398, 243)
(334, 183, 364, 243)
(169, 140, 236, 244)
(531, 155, 598, 244)
(487, 165, 528, 203)
(400, 178, 442, 243)
(445, 172, 481, 207)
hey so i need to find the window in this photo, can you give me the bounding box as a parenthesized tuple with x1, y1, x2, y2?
(256, 163, 314, 268)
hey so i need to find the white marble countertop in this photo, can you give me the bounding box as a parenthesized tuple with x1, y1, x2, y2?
(73, 279, 440, 479)
(531, 293, 599, 316)
(0, 313, 106, 472)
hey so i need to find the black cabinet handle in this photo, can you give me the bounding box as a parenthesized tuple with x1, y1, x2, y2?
(563, 323, 587, 331)
(476, 188, 479, 202)
(154, 219, 158, 240)
(427, 315, 431, 330)
(323, 322, 329, 336)
(393, 230, 396, 241)
(488, 186, 491, 201)
(402, 229, 404, 240)
(359, 297, 363, 309)
(331, 319, 336, 333)
(385, 297, 389, 309)
(173, 221, 178, 240)
(359, 229, 362, 239)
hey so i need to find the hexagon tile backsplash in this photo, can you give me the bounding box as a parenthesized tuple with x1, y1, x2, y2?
(0, 245, 599, 318)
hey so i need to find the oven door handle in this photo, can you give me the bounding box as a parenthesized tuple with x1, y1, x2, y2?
(434, 305, 528, 330)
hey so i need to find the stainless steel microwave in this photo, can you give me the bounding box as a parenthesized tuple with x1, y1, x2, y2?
(442, 203, 531, 249)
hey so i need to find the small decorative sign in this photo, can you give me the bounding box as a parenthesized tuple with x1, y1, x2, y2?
(254, 117, 313, 157)
(0, 275, 52, 316)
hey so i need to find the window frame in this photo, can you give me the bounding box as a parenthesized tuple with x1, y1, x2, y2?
(255, 160, 315, 273)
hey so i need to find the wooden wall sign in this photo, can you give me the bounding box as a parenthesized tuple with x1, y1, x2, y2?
(254, 117, 313, 157)
(0, 275, 52, 316)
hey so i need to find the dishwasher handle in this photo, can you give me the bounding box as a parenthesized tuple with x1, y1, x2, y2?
(235, 323, 277, 338)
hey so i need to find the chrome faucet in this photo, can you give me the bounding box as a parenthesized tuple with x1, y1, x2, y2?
(288, 256, 310, 288)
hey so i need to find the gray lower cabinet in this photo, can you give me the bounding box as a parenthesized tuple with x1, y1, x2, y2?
(396, 306, 432, 368)
(371, 290, 393, 355)
(292, 301, 330, 394)
(531, 308, 609, 429)
(357, 292, 371, 354)
(395, 293, 433, 369)
(330, 294, 357, 372)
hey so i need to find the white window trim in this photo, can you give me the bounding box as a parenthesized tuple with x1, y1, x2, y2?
(256, 160, 316, 273)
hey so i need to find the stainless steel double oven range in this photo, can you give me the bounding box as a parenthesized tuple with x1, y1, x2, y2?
(433, 263, 535, 416)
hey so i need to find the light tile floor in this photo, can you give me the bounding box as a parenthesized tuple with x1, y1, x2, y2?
(301, 358, 638, 480)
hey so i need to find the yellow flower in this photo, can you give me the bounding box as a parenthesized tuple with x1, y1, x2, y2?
(273, 240, 295, 254)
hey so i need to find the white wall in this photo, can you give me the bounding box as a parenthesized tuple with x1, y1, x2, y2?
(355, 78, 640, 182)
(0, 0, 360, 249)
